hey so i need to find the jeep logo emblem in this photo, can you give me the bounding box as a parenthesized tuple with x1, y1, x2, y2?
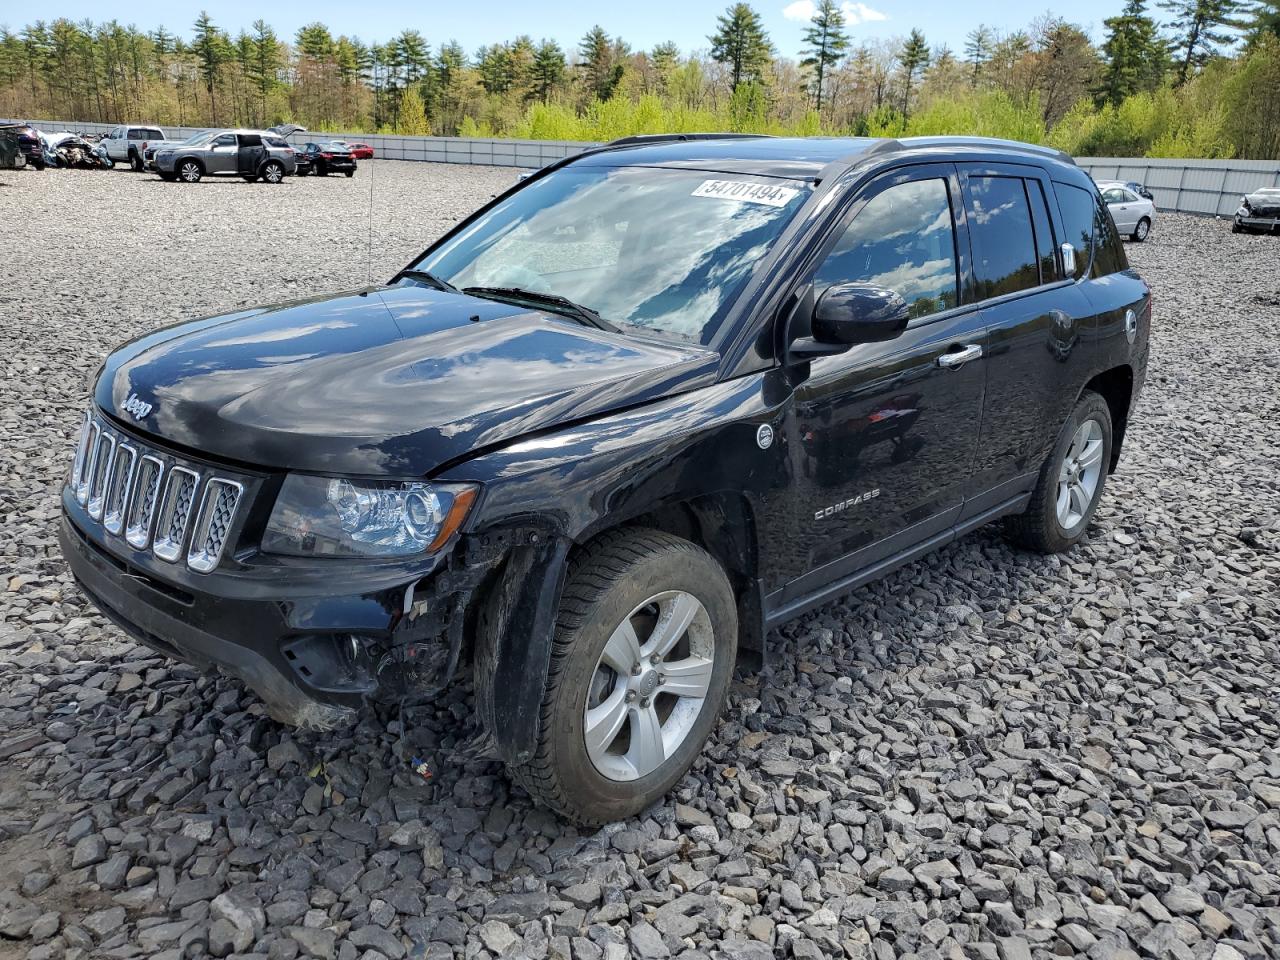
(121, 392, 153, 421)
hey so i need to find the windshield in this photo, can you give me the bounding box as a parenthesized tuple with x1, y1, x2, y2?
(410, 165, 810, 344)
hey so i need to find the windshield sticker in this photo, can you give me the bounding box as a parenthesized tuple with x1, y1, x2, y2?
(691, 179, 799, 207)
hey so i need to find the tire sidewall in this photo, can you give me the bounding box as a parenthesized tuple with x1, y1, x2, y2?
(545, 545, 737, 822)
(1040, 393, 1113, 550)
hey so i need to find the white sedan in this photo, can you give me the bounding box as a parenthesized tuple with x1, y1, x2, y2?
(1098, 181, 1156, 242)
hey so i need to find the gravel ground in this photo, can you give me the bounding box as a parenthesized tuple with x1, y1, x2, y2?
(1, 162, 1279, 960)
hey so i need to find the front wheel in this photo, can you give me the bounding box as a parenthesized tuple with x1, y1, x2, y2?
(507, 529, 738, 824)
(177, 160, 202, 183)
(1004, 391, 1113, 554)
(1131, 217, 1150, 242)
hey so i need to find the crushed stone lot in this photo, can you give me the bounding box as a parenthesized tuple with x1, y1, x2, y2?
(1, 161, 1279, 960)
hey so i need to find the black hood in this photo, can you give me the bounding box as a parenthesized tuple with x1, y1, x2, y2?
(96, 284, 718, 476)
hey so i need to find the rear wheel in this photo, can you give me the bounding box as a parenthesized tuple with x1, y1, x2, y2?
(262, 161, 284, 184)
(344, 169, 355, 178)
(1005, 390, 1113, 554)
(507, 529, 738, 825)
(129, 151, 143, 172)
(1131, 217, 1150, 242)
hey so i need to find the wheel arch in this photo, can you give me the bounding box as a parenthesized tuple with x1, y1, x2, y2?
(1080, 364, 1133, 470)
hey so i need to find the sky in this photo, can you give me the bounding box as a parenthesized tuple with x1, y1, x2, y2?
(8, 0, 1124, 59)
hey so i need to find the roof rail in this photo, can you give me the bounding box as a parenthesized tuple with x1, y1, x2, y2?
(896, 135, 1077, 166)
(603, 132, 774, 148)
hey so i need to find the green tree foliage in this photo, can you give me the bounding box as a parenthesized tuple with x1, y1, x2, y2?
(898, 29, 931, 114)
(800, 0, 850, 112)
(1160, 0, 1250, 83)
(1099, 0, 1169, 105)
(708, 3, 773, 89)
(0, 8, 1274, 158)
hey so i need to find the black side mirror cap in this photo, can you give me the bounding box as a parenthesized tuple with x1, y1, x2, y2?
(791, 282, 911, 357)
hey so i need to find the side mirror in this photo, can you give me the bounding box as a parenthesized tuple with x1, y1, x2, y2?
(792, 282, 910, 357)
(1060, 242, 1077, 277)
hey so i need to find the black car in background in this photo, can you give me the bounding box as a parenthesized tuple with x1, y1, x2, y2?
(0, 120, 45, 170)
(60, 134, 1151, 824)
(302, 141, 357, 177)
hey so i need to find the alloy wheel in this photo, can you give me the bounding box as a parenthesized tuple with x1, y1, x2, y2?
(583, 590, 715, 782)
(180, 162, 200, 182)
(1056, 418, 1104, 529)
(1136, 219, 1150, 240)
(264, 163, 283, 183)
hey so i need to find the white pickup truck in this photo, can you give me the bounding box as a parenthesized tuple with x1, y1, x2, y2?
(100, 124, 169, 171)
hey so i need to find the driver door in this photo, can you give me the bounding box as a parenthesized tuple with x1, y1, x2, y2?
(777, 165, 987, 603)
(208, 133, 238, 173)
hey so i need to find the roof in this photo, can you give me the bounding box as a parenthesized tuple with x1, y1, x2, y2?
(574, 134, 1076, 180)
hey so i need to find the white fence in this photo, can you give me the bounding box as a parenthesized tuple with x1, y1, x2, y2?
(32, 119, 1280, 216)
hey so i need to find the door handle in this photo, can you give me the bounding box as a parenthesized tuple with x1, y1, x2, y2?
(937, 343, 983, 368)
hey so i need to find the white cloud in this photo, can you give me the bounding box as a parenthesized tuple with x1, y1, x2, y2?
(783, 0, 889, 25)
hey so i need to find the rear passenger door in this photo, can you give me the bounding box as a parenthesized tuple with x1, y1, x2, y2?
(959, 162, 1094, 515)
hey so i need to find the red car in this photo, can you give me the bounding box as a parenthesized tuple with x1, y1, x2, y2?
(340, 141, 374, 160)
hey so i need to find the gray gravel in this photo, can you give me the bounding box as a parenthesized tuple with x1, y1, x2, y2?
(2, 162, 1279, 960)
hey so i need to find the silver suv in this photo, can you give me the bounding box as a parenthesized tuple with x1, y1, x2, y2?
(154, 129, 297, 183)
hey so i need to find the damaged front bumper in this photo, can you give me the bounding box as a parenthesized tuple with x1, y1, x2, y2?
(1236, 208, 1280, 233)
(59, 503, 513, 729)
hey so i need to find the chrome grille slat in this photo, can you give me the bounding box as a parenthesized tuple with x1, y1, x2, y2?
(103, 444, 138, 535)
(87, 432, 117, 520)
(126, 455, 164, 548)
(69, 408, 246, 572)
(152, 467, 200, 562)
(188, 479, 243, 573)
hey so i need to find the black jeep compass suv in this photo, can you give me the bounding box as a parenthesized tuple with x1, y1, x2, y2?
(61, 134, 1150, 823)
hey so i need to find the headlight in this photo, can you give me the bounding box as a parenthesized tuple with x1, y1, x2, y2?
(263, 475, 478, 558)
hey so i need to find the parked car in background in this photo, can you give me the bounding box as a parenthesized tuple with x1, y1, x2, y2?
(61, 134, 1151, 824)
(1098, 180, 1155, 241)
(302, 141, 357, 177)
(100, 124, 168, 171)
(1123, 180, 1154, 201)
(338, 141, 375, 160)
(0, 120, 45, 169)
(1232, 188, 1280, 234)
(0, 125, 26, 170)
(154, 130, 296, 183)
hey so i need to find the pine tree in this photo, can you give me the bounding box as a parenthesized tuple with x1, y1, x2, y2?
(1160, 0, 1250, 83)
(1245, 0, 1280, 43)
(578, 25, 622, 100)
(965, 25, 994, 85)
(898, 28, 931, 114)
(192, 11, 228, 121)
(800, 0, 850, 112)
(708, 3, 773, 89)
(1098, 0, 1168, 105)
(532, 39, 566, 101)
(248, 20, 281, 126)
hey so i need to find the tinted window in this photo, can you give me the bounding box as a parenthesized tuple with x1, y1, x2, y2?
(1092, 196, 1127, 277)
(968, 176, 1039, 298)
(815, 178, 958, 320)
(1027, 180, 1058, 284)
(145, 129, 164, 140)
(127, 129, 145, 140)
(1055, 183, 1095, 281)
(213, 134, 236, 146)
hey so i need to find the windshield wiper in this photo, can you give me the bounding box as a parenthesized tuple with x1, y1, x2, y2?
(398, 269, 459, 294)
(463, 286, 618, 333)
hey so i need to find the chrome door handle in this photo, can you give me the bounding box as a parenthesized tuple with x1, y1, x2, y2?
(937, 343, 983, 368)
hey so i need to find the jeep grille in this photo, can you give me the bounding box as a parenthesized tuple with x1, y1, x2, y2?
(69, 407, 245, 573)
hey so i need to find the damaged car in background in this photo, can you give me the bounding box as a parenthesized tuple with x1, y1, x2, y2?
(1234, 187, 1280, 234)
(0, 125, 26, 171)
(0, 119, 46, 169)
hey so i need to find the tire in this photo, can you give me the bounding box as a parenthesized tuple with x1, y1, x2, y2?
(262, 161, 285, 184)
(1231, 221, 1244, 234)
(1004, 390, 1113, 554)
(315, 163, 327, 176)
(507, 529, 738, 824)
(344, 169, 355, 178)
(129, 151, 143, 172)
(1131, 217, 1150, 242)
(177, 159, 202, 183)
